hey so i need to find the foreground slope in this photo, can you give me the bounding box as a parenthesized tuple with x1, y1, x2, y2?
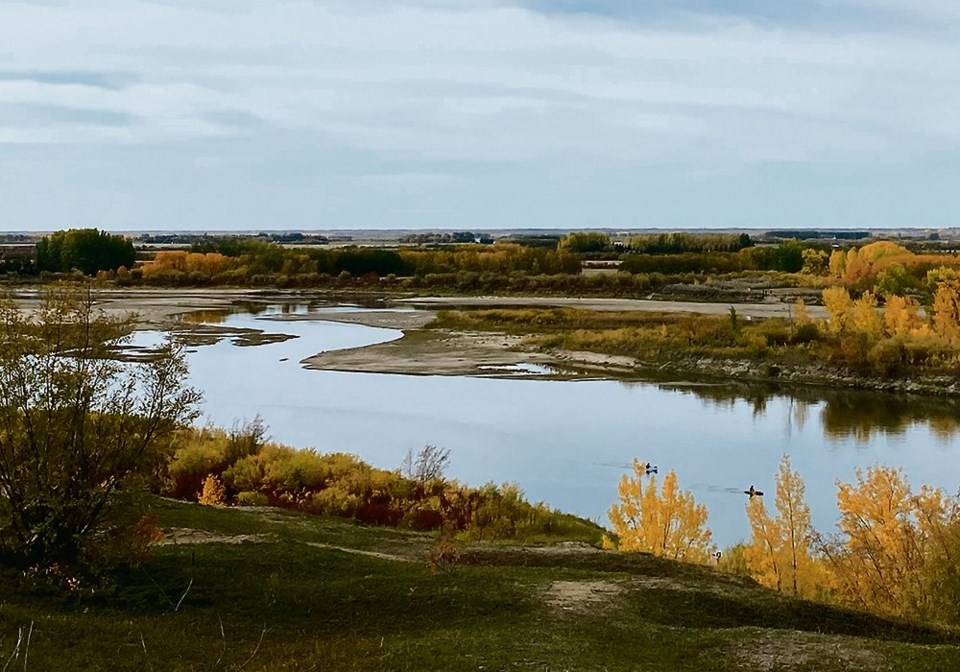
(1, 499, 957, 671)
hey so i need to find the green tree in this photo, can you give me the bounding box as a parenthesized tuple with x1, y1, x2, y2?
(0, 286, 199, 575)
(36, 229, 136, 275)
(558, 232, 611, 254)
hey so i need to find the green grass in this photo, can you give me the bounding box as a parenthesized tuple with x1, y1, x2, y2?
(1, 498, 957, 671)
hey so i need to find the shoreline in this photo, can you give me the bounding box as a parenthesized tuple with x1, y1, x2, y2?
(12, 287, 956, 395)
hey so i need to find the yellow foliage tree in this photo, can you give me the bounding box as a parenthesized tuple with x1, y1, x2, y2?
(801, 249, 828, 275)
(744, 497, 782, 591)
(822, 287, 853, 335)
(843, 248, 865, 283)
(828, 250, 846, 278)
(793, 298, 811, 325)
(882, 295, 923, 338)
(744, 455, 818, 598)
(850, 291, 882, 339)
(199, 474, 226, 506)
(820, 466, 941, 619)
(608, 459, 715, 564)
(931, 283, 960, 345)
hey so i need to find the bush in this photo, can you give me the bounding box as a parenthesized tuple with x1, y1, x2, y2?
(236, 491, 269, 507)
(792, 322, 821, 344)
(0, 287, 199, 575)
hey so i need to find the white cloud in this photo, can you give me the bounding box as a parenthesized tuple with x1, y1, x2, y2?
(1, 1, 959, 230)
(0, 1, 957, 164)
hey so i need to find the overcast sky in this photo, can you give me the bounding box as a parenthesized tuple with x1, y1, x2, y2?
(2, 0, 959, 232)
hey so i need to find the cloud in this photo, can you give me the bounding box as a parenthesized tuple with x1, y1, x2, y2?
(0, 0, 958, 230)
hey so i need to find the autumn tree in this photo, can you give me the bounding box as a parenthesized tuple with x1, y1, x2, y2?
(743, 455, 818, 598)
(822, 287, 853, 335)
(198, 474, 226, 506)
(792, 298, 811, 326)
(608, 459, 715, 563)
(0, 286, 200, 574)
(801, 249, 828, 275)
(817, 466, 956, 620)
(843, 248, 866, 283)
(828, 249, 846, 278)
(850, 291, 882, 340)
(931, 283, 960, 344)
(882, 295, 924, 338)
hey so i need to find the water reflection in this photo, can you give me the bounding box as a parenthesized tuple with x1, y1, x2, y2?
(161, 302, 960, 546)
(661, 382, 960, 442)
(179, 309, 234, 324)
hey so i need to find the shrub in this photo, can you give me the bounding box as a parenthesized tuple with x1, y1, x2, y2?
(236, 491, 269, 507)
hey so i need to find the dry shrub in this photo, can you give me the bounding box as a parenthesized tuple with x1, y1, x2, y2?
(426, 538, 462, 574)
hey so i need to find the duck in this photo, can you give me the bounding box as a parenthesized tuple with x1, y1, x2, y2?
(744, 485, 764, 498)
(644, 463, 658, 476)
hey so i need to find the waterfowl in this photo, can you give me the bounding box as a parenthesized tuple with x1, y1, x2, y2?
(744, 485, 764, 498)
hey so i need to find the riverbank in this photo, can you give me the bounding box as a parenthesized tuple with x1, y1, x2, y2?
(304, 299, 960, 397)
(11, 288, 958, 395)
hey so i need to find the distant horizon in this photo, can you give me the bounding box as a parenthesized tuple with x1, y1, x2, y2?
(2, 2, 959, 232)
(4, 225, 951, 237)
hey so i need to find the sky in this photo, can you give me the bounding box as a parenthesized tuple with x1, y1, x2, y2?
(1, 0, 959, 232)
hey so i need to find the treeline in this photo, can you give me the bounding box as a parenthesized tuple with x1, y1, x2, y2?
(135, 241, 581, 285)
(164, 423, 600, 543)
(621, 243, 803, 274)
(608, 455, 960, 625)
(820, 241, 960, 296)
(625, 232, 754, 254)
(400, 231, 494, 245)
(36, 229, 135, 275)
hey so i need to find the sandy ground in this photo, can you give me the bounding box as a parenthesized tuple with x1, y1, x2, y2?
(10, 288, 822, 379)
(303, 295, 827, 379)
(301, 329, 571, 378)
(8, 288, 280, 326)
(396, 295, 828, 319)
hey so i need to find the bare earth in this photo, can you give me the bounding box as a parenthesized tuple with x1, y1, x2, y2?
(9, 288, 275, 327)
(395, 295, 828, 319)
(11, 288, 822, 379)
(303, 296, 827, 379)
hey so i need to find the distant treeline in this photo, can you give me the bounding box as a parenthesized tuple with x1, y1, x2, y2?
(621, 243, 805, 274)
(625, 232, 754, 255)
(400, 231, 494, 245)
(767, 230, 871, 241)
(136, 240, 581, 284)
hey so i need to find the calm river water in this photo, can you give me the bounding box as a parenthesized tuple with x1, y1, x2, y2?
(138, 304, 960, 548)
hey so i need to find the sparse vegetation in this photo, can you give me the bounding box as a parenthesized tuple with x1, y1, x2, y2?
(1, 497, 957, 671)
(164, 425, 602, 544)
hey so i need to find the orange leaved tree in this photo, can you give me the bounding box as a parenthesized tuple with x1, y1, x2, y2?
(744, 455, 820, 598)
(607, 459, 715, 564)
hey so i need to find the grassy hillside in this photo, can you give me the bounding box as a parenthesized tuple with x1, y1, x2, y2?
(1, 499, 957, 671)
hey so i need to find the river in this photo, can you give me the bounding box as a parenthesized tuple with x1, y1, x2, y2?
(134, 303, 960, 548)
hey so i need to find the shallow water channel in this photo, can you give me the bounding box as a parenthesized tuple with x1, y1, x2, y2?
(137, 304, 960, 548)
